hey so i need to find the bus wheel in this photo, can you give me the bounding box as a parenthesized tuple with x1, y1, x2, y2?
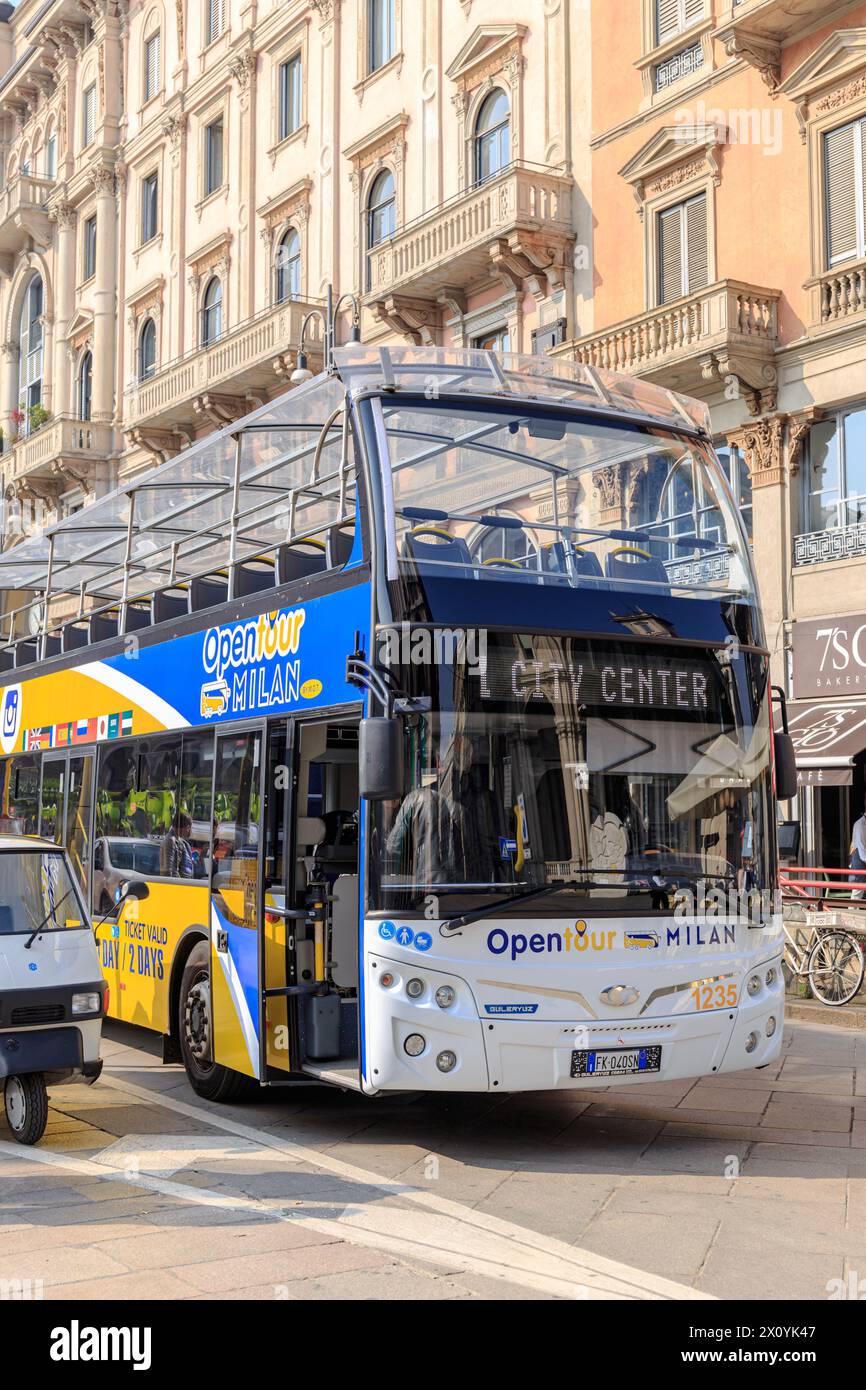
(178, 943, 255, 1102)
(4, 1073, 48, 1145)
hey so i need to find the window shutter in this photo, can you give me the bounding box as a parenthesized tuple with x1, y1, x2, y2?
(685, 194, 708, 291)
(656, 0, 681, 44)
(684, 0, 703, 25)
(658, 205, 683, 304)
(825, 120, 858, 266)
(145, 32, 160, 99)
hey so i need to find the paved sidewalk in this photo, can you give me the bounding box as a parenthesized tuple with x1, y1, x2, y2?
(1, 1019, 865, 1300)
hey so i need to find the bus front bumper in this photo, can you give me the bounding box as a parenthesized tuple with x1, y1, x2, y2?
(365, 955, 784, 1093)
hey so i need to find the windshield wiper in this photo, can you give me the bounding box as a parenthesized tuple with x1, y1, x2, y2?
(442, 882, 575, 934)
(25, 888, 76, 949)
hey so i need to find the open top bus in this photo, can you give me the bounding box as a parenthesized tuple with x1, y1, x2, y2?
(0, 345, 795, 1097)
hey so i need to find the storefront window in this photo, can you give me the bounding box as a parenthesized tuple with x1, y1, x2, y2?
(807, 408, 866, 532)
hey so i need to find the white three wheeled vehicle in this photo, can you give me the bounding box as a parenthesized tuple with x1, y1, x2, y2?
(0, 836, 146, 1144)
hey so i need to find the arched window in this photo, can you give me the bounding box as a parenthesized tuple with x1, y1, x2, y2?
(366, 169, 395, 290)
(44, 124, 57, 179)
(138, 317, 157, 381)
(472, 520, 536, 569)
(275, 227, 301, 303)
(201, 276, 222, 346)
(18, 276, 44, 430)
(20, 144, 31, 177)
(474, 89, 510, 186)
(78, 351, 93, 421)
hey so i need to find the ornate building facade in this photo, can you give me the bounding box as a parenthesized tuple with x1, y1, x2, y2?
(0, 0, 590, 539)
(557, 0, 866, 865)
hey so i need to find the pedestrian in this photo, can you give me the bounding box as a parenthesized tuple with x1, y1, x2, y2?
(850, 801, 866, 901)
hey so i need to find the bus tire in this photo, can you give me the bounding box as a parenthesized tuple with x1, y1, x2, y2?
(4, 1073, 48, 1145)
(178, 942, 255, 1103)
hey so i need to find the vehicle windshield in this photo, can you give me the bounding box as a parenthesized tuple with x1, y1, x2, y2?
(368, 633, 775, 917)
(371, 397, 753, 614)
(0, 850, 86, 934)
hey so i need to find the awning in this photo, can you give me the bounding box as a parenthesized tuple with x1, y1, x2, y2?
(787, 698, 866, 785)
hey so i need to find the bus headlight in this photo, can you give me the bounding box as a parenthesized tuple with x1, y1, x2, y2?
(747, 974, 761, 997)
(404, 1034, 425, 1057)
(765, 967, 777, 987)
(766, 1016, 777, 1037)
(436, 1050, 457, 1073)
(72, 992, 101, 1015)
(406, 978, 425, 1000)
(435, 985, 456, 1009)
(745, 1031, 759, 1053)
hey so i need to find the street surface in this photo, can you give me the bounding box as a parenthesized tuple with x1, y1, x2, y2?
(1, 1017, 865, 1300)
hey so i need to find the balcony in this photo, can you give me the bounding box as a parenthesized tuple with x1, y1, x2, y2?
(2, 416, 115, 501)
(124, 297, 325, 445)
(794, 520, 866, 568)
(715, 0, 847, 88)
(0, 175, 55, 255)
(553, 279, 780, 409)
(365, 162, 574, 339)
(808, 260, 866, 333)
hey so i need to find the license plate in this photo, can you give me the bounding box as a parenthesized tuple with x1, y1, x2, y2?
(571, 1045, 662, 1078)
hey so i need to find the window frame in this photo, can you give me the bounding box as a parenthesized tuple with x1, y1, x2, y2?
(654, 189, 709, 306)
(365, 167, 396, 292)
(143, 28, 162, 105)
(274, 225, 301, 304)
(77, 349, 93, 422)
(82, 83, 97, 149)
(823, 114, 866, 270)
(200, 275, 222, 347)
(140, 169, 159, 246)
(138, 316, 157, 382)
(278, 52, 303, 143)
(203, 113, 225, 199)
(205, 0, 226, 49)
(367, 0, 396, 75)
(82, 212, 97, 282)
(473, 88, 511, 188)
(805, 405, 866, 534)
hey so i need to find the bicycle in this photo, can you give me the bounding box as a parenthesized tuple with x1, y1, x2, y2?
(782, 917, 865, 1007)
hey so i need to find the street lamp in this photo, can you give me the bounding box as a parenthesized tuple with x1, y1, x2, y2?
(290, 285, 362, 384)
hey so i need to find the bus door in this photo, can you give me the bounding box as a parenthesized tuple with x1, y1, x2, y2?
(38, 751, 95, 898)
(210, 727, 265, 1080)
(260, 719, 298, 1076)
(260, 716, 362, 1083)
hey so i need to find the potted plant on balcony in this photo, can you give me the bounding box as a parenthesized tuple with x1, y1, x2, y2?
(27, 403, 50, 435)
(8, 408, 24, 445)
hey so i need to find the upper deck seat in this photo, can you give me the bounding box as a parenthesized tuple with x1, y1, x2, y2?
(605, 546, 669, 592)
(14, 640, 38, 667)
(277, 539, 328, 585)
(326, 525, 356, 570)
(403, 526, 473, 580)
(0, 647, 15, 672)
(62, 623, 89, 653)
(88, 612, 118, 643)
(189, 573, 229, 612)
(235, 557, 276, 598)
(152, 586, 189, 625)
(540, 542, 605, 583)
(43, 635, 62, 658)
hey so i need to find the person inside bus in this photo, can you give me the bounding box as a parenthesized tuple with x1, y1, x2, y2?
(160, 812, 196, 878)
(386, 733, 503, 888)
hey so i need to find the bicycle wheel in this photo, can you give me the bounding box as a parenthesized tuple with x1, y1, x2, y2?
(807, 931, 865, 1006)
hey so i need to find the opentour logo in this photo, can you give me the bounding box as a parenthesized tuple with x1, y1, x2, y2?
(201, 608, 307, 717)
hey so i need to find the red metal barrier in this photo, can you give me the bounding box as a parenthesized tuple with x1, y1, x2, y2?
(780, 865, 866, 906)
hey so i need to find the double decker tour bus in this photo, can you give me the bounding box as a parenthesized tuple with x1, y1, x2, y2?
(0, 346, 797, 1099)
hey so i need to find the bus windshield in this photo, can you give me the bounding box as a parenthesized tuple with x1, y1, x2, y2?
(368, 633, 775, 918)
(373, 397, 754, 610)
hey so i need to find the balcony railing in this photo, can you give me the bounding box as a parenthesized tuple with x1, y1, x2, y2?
(794, 521, 866, 568)
(0, 174, 55, 252)
(4, 416, 114, 485)
(812, 260, 866, 328)
(555, 279, 779, 390)
(717, 0, 844, 56)
(365, 161, 574, 302)
(125, 296, 324, 432)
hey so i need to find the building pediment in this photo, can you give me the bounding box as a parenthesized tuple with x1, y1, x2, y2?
(781, 28, 866, 101)
(779, 29, 866, 139)
(619, 124, 723, 206)
(445, 24, 526, 89)
(66, 308, 94, 347)
(257, 178, 312, 232)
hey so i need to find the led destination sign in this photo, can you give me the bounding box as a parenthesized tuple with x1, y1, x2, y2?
(478, 651, 714, 714)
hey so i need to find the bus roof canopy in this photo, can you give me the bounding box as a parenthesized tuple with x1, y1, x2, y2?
(0, 345, 710, 628)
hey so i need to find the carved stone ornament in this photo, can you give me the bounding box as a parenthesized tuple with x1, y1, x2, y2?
(728, 415, 786, 490)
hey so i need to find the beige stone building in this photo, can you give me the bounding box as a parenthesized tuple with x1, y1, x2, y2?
(0, 0, 590, 537)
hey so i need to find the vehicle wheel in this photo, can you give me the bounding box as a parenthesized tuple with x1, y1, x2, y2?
(808, 931, 865, 1007)
(4, 1073, 48, 1145)
(178, 942, 255, 1102)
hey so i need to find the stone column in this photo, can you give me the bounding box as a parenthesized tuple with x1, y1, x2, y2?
(48, 200, 77, 418)
(91, 160, 118, 423)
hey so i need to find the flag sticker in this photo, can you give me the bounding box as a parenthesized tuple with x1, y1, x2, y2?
(121, 710, 133, 735)
(96, 715, 109, 741)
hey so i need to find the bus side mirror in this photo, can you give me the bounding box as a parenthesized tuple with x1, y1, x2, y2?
(359, 717, 404, 801)
(118, 880, 150, 902)
(774, 733, 798, 802)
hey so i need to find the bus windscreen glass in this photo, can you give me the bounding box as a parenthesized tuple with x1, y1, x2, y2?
(368, 633, 774, 918)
